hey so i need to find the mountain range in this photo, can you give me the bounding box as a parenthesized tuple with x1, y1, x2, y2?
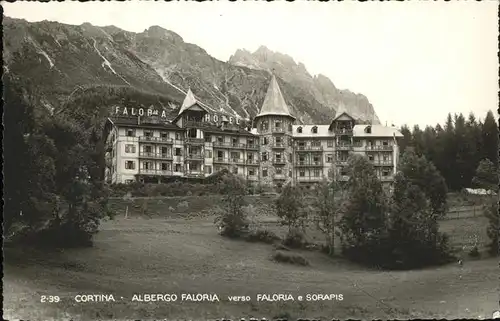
(3, 16, 381, 125)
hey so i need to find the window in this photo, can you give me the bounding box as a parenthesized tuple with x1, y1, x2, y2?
(314, 169, 321, 177)
(313, 156, 320, 164)
(288, 123, 293, 132)
(248, 153, 254, 161)
(312, 126, 318, 134)
(312, 141, 321, 147)
(126, 129, 135, 137)
(275, 121, 281, 129)
(161, 163, 170, 171)
(232, 137, 238, 146)
(276, 167, 283, 175)
(175, 164, 182, 172)
(327, 140, 334, 147)
(261, 152, 268, 161)
(298, 141, 305, 149)
(368, 154, 374, 161)
(125, 179, 134, 184)
(289, 153, 293, 162)
(144, 145, 153, 153)
(365, 126, 372, 134)
(205, 134, 212, 142)
(248, 139, 254, 147)
(326, 154, 333, 163)
(383, 141, 389, 146)
(249, 169, 255, 176)
(275, 153, 282, 163)
(205, 150, 212, 158)
(161, 132, 169, 139)
(262, 137, 268, 145)
(161, 146, 169, 155)
(143, 161, 153, 170)
(175, 148, 182, 156)
(276, 137, 282, 146)
(217, 151, 224, 159)
(340, 168, 348, 176)
(205, 165, 212, 174)
(230, 152, 240, 160)
(262, 169, 268, 177)
(217, 136, 224, 143)
(382, 170, 390, 176)
(289, 170, 292, 177)
(144, 130, 153, 137)
(297, 127, 303, 133)
(261, 121, 269, 131)
(383, 154, 389, 161)
(125, 161, 135, 170)
(232, 167, 238, 174)
(299, 170, 305, 177)
(125, 144, 136, 153)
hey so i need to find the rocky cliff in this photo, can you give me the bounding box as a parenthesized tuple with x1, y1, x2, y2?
(3, 17, 380, 125)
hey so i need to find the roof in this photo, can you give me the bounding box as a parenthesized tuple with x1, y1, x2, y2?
(353, 125, 403, 138)
(331, 102, 354, 122)
(177, 88, 208, 115)
(292, 125, 333, 138)
(255, 74, 295, 120)
(107, 116, 184, 131)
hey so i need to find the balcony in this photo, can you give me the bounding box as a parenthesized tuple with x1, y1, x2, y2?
(296, 161, 323, 167)
(273, 127, 285, 134)
(272, 143, 286, 149)
(213, 142, 247, 149)
(185, 172, 205, 178)
(213, 158, 229, 164)
(273, 159, 286, 166)
(336, 143, 353, 150)
(139, 152, 173, 160)
(366, 145, 393, 151)
(139, 136, 174, 144)
(296, 145, 323, 151)
(334, 128, 353, 135)
(297, 176, 323, 182)
(185, 138, 205, 145)
(245, 144, 259, 150)
(380, 175, 394, 182)
(371, 160, 393, 166)
(185, 154, 204, 161)
(138, 168, 173, 176)
(246, 159, 260, 166)
(229, 158, 245, 164)
(336, 159, 348, 166)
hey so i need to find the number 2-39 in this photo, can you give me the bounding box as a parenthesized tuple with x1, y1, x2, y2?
(41, 295, 60, 303)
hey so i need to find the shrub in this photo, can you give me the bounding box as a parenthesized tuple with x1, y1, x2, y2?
(245, 229, 280, 244)
(283, 228, 306, 249)
(272, 250, 309, 266)
(468, 246, 480, 258)
(214, 175, 249, 238)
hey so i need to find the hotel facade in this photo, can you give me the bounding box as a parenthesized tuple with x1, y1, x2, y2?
(104, 75, 403, 190)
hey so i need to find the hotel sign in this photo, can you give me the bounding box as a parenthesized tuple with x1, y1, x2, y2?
(114, 106, 250, 126)
(115, 106, 168, 118)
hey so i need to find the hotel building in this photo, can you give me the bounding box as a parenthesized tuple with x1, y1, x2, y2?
(104, 75, 403, 190)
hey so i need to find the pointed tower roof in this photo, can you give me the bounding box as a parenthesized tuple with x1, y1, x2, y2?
(332, 101, 353, 121)
(255, 74, 295, 120)
(178, 88, 207, 115)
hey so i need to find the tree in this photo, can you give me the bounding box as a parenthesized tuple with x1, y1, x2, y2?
(472, 159, 498, 191)
(387, 172, 452, 269)
(275, 183, 308, 234)
(481, 110, 498, 168)
(339, 154, 388, 264)
(398, 149, 448, 217)
(312, 179, 342, 256)
(484, 198, 499, 255)
(214, 174, 249, 238)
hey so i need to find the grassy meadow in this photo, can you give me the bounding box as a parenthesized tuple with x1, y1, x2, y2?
(3, 194, 497, 320)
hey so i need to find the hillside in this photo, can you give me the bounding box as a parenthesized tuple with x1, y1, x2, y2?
(3, 17, 380, 124)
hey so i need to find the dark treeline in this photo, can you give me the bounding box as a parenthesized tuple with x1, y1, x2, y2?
(398, 111, 498, 191)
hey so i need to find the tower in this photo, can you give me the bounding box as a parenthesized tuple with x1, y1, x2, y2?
(254, 74, 296, 189)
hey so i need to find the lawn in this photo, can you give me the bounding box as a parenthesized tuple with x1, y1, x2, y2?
(3, 207, 497, 321)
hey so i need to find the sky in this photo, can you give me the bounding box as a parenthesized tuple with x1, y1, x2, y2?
(4, 1, 498, 128)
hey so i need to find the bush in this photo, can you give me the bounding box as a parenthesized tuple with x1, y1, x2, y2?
(214, 175, 249, 238)
(283, 228, 306, 249)
(468, 246, 480, 258)
(245, 229, 280, 244)
(272, 250, 309, 266)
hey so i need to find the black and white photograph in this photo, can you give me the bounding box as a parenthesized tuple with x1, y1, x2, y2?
(3, 1, 499, 320)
